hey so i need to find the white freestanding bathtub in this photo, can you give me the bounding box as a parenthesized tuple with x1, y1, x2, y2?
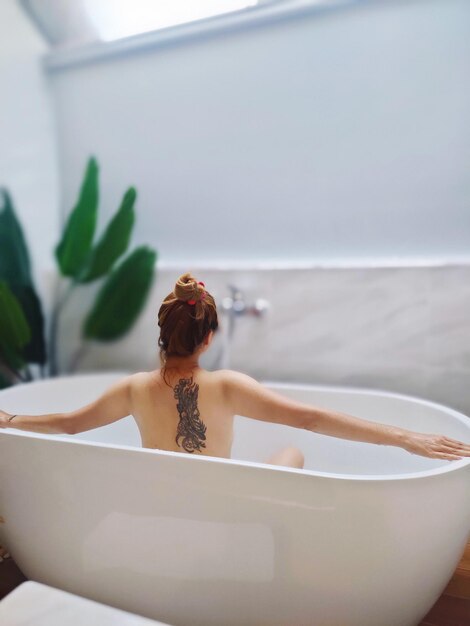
(0, 373, 469, 626)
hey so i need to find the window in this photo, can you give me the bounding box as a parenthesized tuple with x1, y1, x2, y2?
(21, 0, 260, 48)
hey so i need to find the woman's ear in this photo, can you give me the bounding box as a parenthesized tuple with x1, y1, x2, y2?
(203, 330, 214, 347)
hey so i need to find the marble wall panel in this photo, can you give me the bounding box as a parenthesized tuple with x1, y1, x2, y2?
(54, 264, 470, 416)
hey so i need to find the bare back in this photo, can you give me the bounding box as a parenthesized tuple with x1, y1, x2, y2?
(130, 369, 235, 458)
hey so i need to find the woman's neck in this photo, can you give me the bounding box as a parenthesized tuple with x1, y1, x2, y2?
(162, 354, 201, 375)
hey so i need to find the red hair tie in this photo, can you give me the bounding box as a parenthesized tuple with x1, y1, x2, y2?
(187, 281, 206, 305)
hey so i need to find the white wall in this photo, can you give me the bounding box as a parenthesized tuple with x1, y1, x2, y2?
(49, 0, 470, 264)
(0, 0, 59, 281)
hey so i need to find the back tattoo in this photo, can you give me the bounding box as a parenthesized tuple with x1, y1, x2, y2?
(173, 377, 207, 453)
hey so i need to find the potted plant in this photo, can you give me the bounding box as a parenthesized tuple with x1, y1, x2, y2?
(0, 157, 157, 387)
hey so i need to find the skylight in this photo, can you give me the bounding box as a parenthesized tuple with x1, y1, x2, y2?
(84, 0, 259, 42)
(21, 0, 260, 48)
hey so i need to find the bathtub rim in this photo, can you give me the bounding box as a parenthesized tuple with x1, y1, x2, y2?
(1, 372, 469, 482)
(2, 427, 468, 483)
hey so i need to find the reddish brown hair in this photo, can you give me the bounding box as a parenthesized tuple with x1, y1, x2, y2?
(158, 273, 218, 368)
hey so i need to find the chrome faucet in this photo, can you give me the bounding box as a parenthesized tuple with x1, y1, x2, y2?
(213, 284, 269, 369)
(220, 285, 270, 321)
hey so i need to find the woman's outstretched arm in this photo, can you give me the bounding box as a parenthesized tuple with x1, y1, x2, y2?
(222, 371, 470, 461)
(0, 375, 134, 434)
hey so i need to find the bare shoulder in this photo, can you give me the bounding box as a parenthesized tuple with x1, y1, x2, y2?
(214, 369, 261, 395)
(125, 371, 155, 393)
(212, 369, 307, 424)
(195, 369, 274, 400)
(216, 369, 255, 382)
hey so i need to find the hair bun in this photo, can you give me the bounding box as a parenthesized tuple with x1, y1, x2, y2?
(174, 273, 204, 302)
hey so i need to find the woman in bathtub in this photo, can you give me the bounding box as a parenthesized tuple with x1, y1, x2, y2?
(1, 273, 469, 468)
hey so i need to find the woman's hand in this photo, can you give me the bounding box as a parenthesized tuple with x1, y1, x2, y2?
(402, 432, 470, 461)
(0, 409, 13, 428)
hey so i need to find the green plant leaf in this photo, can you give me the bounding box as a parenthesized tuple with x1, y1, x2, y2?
(0, 281, 31, 369)
(0, 371, 12, 389)
(0, 188, 32, 286)
(83, 246, 157, 341)
(78, 187, 136, 283)
(15, 286, 47, 365)
(55, 157, 99, 278)
(0, 190, 47, 364)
